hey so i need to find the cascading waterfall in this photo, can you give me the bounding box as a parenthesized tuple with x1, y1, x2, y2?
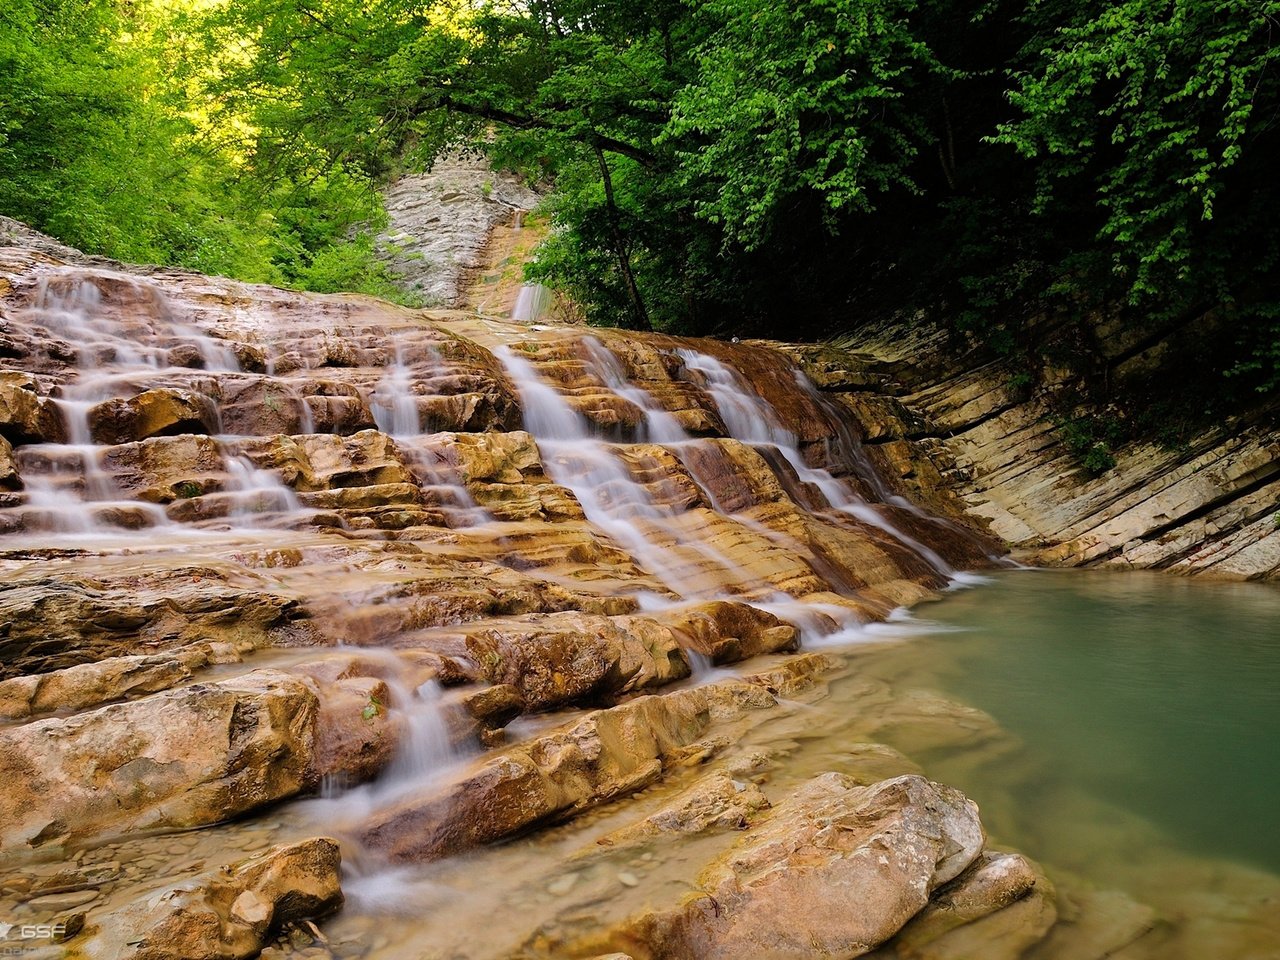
(673, 348, 956, 577)
(370, 342, 487, 527)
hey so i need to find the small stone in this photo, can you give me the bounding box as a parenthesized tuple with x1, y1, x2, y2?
(547, 873, 579, 896)
(230, 889, 273, 926)
(617, 872, 640, 888)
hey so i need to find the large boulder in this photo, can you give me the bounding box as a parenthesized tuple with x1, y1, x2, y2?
(89, 388, 218, 444)
(75, 837, 344, 960)
(458, 611, 690, 710)
(0, 377, 60, 443)
(618, 774, 986, 960)
(0, 670, 317, 851)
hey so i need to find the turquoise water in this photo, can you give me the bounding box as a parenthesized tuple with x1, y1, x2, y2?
(853, 570, 1280, 876)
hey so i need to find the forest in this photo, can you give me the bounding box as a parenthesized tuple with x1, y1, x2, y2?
(3, 0, 1278, 407)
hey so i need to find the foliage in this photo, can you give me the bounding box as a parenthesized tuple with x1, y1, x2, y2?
(0, 0, 403, 299)
(2, 0, 1278, 416)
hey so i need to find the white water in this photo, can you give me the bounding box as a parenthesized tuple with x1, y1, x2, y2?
(674, 348, 955, 577)
(511, 283, 552, 323)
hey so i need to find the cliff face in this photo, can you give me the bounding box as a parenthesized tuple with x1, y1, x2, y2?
(789, 321, 1280, 581)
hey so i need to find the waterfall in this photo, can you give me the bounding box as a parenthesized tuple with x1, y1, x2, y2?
(673, 348, 955, 577)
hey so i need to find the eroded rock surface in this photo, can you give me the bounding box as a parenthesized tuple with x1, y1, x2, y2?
(75, 837, 343, 960)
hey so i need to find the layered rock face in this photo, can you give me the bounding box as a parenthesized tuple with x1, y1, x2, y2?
(788, 323, 1280, 580)
(0, 229, 1027, 958)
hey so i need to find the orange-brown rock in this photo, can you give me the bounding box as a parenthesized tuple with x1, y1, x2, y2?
(0, 378, 61, 443)
(0, 670, 317, 851)
(615, 774, 985, 960)
(75, 837, 344, 960)
(89, 388, 218, 444)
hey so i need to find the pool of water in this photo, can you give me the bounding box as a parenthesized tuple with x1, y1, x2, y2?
(836, 569, 1280, 957)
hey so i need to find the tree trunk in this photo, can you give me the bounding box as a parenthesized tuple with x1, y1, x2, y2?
(594, 144, 651, 331)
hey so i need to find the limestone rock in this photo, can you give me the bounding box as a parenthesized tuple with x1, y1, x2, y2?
(0, 670, 317, 851)
(0, 433, 18, 488)
(620, 774, 985, 960)
(0, 652, 193, 720)
(361, 688, 714, 863)
(658, 601, 799, 665)
(458, 612, 690, 710)
(0, 379, 60, 443)
(89, 388, 218, 444)
(76, 837, 344, 960)
(307, 675, 401, 787)
(869, 852, 1057, 960)
(593, 771, 772, 850)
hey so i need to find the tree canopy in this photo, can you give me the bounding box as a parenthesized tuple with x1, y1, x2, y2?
(3, 0, 1278, 402)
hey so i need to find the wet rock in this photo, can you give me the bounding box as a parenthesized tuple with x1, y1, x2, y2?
(452, 430, 584, 522)
(462, 683, 526, 728)
(659, 601, 798, 665)
(308, 675, 400, 786)
(0, 571, 301, 679)
(618, 774, 985, 960)
(0, 379, 60, 443)
(77, 837, 344, 960)
(361, 688, 714, 863)
(459, 612, 690, 710)
(89, 388, 218, 444)
(0, 434, 19, 488)
(868, 852, 1056, 960)
(103, 435, 226, 502)
(593, 771, 771, 850)
(0, 670, 317, 850)
(0, 652, 192, 720)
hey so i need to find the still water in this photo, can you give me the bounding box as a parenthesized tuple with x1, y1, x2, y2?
(838, 569, 1280, 957)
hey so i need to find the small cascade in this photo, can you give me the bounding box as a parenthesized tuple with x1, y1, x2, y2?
(674, 348, 955, 577)
(580, 338, 688, 443)
(511, 283, 552, 323)
(496, 345, 790, 602)
(370, 343, 487, 527)
(224, 454, 303, 524)
(307, 671, 473, 815)
(371, 344, 423, 438)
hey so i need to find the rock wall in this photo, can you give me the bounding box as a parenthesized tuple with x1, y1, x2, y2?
(376, 152, 542, 308)
(787, 323, 1280, 580)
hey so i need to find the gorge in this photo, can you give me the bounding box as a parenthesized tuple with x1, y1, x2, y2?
(0, 217, 1277, 960)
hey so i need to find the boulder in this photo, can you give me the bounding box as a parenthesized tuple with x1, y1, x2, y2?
(459, 612, 690, 710)
(307, 675, 401, 787)
(868, 852, 1057, 960)
(89, 388, 218, 444)
(77, 837, 343, 960)
(658, 601, 799, 665)
(0, 433, 18, 488)
(0, 652, 193, 720)
(0, 670, 318, 851)
(0, 379, 60, 443)
(619, 774, 985, 960)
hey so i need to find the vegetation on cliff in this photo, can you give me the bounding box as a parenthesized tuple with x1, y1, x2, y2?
(2, 0, 1278, 405)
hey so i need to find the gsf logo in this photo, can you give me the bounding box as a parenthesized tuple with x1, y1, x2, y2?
(0, 922, 66, 940)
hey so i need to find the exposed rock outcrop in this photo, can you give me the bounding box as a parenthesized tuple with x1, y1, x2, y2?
(610, 773, 987, 960)
(789, 328, 1280, 580)
(75, 837, 344, 960)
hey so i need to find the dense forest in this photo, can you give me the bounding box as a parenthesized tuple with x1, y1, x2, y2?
(3, 0, 1278, 418)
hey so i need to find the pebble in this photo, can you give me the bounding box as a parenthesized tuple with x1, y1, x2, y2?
(617, 872, 640, 888)
(546, 873, 578, 896)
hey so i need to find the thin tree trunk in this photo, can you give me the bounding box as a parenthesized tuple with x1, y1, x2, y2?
(594, 144, 651, 331)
